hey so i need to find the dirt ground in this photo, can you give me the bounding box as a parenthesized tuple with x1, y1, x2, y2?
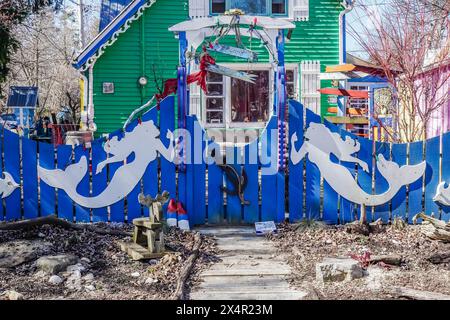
(268, 223, 450, 300)
(0, 223, 217, 300)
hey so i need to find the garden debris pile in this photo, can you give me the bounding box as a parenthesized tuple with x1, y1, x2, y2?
(0, 223, 217, 300)
(268, 223, 450, 300)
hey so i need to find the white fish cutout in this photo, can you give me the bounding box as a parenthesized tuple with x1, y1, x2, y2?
(433, 182, 450, 206)
(0, 172, 19, 199)
(38, 120, 175, 209)
(291, 122, 426, 206)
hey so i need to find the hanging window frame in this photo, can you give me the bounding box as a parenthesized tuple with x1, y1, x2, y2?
(210, 0, 289, 17)
(200, 63, 298, 129)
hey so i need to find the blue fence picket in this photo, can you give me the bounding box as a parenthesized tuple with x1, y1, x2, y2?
(424, 136, 440, 217)
(288, 100, 304, 222)
(321, 119, 339, 224)
(56, 145, 74, 221)
(391, 143, 407, 220)
(357, 137, 374, 222)
(124, 119, 142, 222)
(244, 139, 259, 223)
(338, 129, 359, 223)
(441, 132, 450, 221)
(408, 140, 424, 221)
(91, 141, 108, 222)
(208, 148, 224, 224)
(159, 96, 176, 216)
(191, 117, 206, 225)
(225, 146, 242, 224)
(74, 145, 90, 222)
(0, 131, 3, 221)
(185, 116, 196, 225)
(374, 141, 391, 222)
(38, 141, 56, 217)
(4, 129, 21, 221)
(22, 137, 38, 219)
(304, 111, 321, 221)
(141, 107, 159, 217)
(261, 117, 278, 222)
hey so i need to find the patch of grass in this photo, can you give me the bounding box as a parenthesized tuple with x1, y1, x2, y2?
(293, 219, 327, 232)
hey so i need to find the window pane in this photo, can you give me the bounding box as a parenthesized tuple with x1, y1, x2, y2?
(207, 84, 223, 96)
(286, 70, 294, 82)
(206, 97, 224, 110)
(287, 84, 295, 98)
(272, 0, 286, 14)
(206, 111, 224, 124)
(228, 0, 267, 14)
(230, 70, 269, 123)
(207, 72, 223, 83)
(212, 0, 226, 13)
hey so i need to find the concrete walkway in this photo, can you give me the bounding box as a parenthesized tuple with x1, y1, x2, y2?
(190, 226, 307, 300)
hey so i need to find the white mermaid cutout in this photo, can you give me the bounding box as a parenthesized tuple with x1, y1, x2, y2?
(0, 172, 19, 199)
(38, 120, 175, 208)
(290, 122, 426, 206)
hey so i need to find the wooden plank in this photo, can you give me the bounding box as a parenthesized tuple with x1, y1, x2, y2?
(441, 132, 450, 221)
(325, 116, 369, 125)
(357, 137, 374, 222)
(74, 145, 90, 223)
(91, 141, 108, 222)
(244, 139, 259, 223)
(322, 119, 339, 224)
(207, 160, 224, 225)
(207, 43, 258, 62)
(124, 119, 142, 222)
(288, 100, 304, 223)
(4, 129, 21, 221)
(391, 143, 407, 220)
(38, 141, 56, 217)
(159, 96, 176, 217)
(339, 129, 359, 224)
(22, 137, 38, 219)
(56, 144, 74, 221)
(106, 128, 125, 223)
(191, 117, 206, 225)
(424, 136, 440, 217)
(141, 107, 158, 217)
(305, 111, 321, 221)
(185, 115, 195, 225)
(261, 117, 278, 222)
(325, 63, 356, 73)
(374, 141, 391, 222)
(408, 140, 424, 221)
(225, 146, 242, 225)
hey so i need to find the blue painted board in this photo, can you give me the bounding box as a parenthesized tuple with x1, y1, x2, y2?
(0, 132, 3, 221)
(22, 137, 38, 219)
(261, 117, 278, 222)
(305, 111, 321, 221)
(288, 100, 304, 222)
(107, 128, 125, 223)
(4, 130, 21, 220)
(38, 141, 56, 217)
(74, 145, 90, 222)
(185, 116, 195, 225)
(441, 132, 450, 221)
(56, 145, 74, 221)
(357, 137, 374, 222)
(391, 143, 407, 219)
(159, 96, 176, 216)
(244, 139, 259, 223)
(141, 107, 158, 217)
(225, 146, 242, 224)
(408, 141, 424, 221)
(321, 119, 340, 224)
(374, 141, 391, 222)
(208, 156, 224, 224)
(191, 117, 206, 225)
(91, 141, 108, 222)
(424, 136, 440, 217)
(124, 119, 142, 222)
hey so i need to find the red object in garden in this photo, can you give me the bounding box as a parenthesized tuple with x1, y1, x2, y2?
(318, 88, 369, 99)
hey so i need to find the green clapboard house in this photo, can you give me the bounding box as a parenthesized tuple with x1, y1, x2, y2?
(73, 0, 355, 137)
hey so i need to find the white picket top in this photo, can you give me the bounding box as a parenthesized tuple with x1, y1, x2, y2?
(189, 0, 210, 18)
(292, 0, 309, 21)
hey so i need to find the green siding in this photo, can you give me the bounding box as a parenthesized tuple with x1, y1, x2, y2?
(91, 0, 342, 135)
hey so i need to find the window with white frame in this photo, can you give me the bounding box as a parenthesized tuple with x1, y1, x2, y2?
(211, 0, 288, 16)
(300, 61, 321, 115)
(201, 64, 297, 128)
(348, 84, 369, 111)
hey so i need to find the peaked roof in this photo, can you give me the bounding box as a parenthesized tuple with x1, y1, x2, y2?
(73, 0, 155, 70)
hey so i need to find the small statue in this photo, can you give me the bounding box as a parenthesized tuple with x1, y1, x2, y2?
(138, 191, 170, 223)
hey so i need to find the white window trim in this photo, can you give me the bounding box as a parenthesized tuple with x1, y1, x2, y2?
(199, 63, 298, 129)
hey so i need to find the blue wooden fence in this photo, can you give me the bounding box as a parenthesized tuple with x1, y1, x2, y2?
(0, 97, 449, 224)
